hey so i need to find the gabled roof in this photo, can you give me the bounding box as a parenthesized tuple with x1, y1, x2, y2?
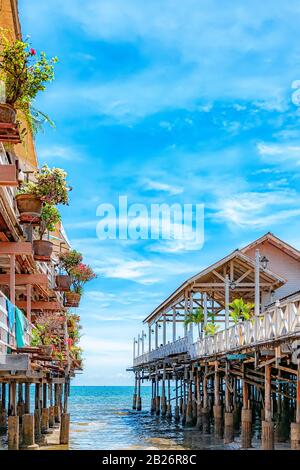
(143, 247, 286, 324)
(241, 232, 300, 262)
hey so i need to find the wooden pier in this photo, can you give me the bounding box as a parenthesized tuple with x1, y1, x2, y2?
(131, 233, 300, 449)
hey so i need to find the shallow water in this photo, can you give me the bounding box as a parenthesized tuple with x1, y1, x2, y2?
(0, 386, 290, 450)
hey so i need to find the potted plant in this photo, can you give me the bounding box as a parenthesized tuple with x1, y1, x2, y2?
(204, 322, 219, 336)
(65, 263, 96, 307)
(31, 324, 57, 356)
(0, 31, 57, 134)
(184, 308, 204, 336)
(56, 250, 83, 291)
(33, 204, 61, 261)
(15, 181, 43, 223)
(16, 164, 70, 223)
(229, 298, 255, 344)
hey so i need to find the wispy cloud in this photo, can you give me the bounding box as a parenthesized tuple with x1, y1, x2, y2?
(213, 190, 300, 228)
(143, 179, 184, 195)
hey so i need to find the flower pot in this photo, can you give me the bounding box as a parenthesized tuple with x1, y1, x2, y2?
(39, 344, 54, 356)
(65, 292, 81, 308)
(55, 275, 72, 292)
(0, 103, 16, 124)
(16, 194, 42, 224)
(33, 239, 53, 262)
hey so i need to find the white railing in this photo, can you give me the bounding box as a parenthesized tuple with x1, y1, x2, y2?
(133, 335, 191, 367)
(133, 294, 300, 366)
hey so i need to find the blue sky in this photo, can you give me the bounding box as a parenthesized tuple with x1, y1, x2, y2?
(20, 1, 300, 385)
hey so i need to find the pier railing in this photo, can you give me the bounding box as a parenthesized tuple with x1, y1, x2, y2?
(133, 336, 190, 366)
(133, 293, 300, 366)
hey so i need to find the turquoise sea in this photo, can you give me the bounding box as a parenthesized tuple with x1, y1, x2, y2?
(1, 386, 289, 450)
(68, 386, 237, 450)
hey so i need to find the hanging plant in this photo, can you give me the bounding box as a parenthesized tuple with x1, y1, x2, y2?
(17, 164, 71, 206)
(58, 249, 83, 275)
(32, 204, 60, 262)
(70, 263, 96, 295)
(0, 30, 58, 135)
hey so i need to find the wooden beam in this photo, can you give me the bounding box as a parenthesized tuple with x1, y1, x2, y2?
(0, 354, 30, 371)
(0, 242, 33, 255)
(16, 301, 62, 311)
(10, 254, 15, 304)
(0, 273, 48, 285)
(0, 164, 18, 186)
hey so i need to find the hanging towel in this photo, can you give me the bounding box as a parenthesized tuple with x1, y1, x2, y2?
(15, 307, 26, 348)
(6, 298, 15, 331)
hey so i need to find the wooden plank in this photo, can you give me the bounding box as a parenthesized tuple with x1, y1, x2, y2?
(0, 165, 18, 186)
(16, 300, 62, 311)
(0, 242, 33, 255)
(0, 273, 48, 285)
(0, 353, 30, 371)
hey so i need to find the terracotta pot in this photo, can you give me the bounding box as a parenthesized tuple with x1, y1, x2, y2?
(55, 275, 72, 292)
(65, 292, 81, 308)
(16, 194, 42, 224)
(33, 239, 53, 262)
(0, 103, 16, 124)
(39, 344, 54, 356)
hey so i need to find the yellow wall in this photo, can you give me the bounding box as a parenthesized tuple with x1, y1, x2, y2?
(0, 0, 38, 169)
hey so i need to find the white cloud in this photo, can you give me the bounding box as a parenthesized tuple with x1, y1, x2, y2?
(39, 145, 82, 162)
(143, 179, 184, 195)
(257, 142, 300, 164)
(213, 190, 300, 228)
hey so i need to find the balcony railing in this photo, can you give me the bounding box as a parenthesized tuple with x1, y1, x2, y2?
(133, 293, 300, 366)
(0, 290, 33, 354)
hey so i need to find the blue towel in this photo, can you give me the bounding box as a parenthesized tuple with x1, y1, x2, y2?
(6, 298, 15, 331)
(15, 307, 26, 348)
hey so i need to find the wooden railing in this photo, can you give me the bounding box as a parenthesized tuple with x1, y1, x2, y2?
(133, 335, 191, 366)
(133, 294, 300, 366)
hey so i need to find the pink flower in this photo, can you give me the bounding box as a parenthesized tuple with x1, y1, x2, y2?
(30, 48, 36, 56)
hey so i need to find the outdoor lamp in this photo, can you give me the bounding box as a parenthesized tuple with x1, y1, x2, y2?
(260, 255, 269, 270)
(230, 281, 237, 290)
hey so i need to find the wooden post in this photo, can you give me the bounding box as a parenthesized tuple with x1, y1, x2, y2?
(26, 284, 32, 322)
(196, 368, 202, 430)
(10, 254, 15, 304)
(60, 379, 70, 445)
(202, 365, 210, 433)
(148, 324, 152, 352)
(132, 373, 137, 410)
(241, 369, 252, 448)
(172, 308, 176, 342)
(203, 292, 208, 337)
(291, 362, 300, 449)
(163, 315, 166, 346)
(155, 322, 158, 349)
(0, 383, 7, 432)
(166, 376, 172, 418)
(213, 363, 223, 438)
(255, 249, 260, 319)
(161, 365, 167, 416)
(225, 275, 230, 349)
(8, 382, 18, 450)
(34, 383, 42, 442)
(262, 364, 274, 450)
(49, 383, 55, 428)
(136, 371, 142, 411)
(224, 362, 234, 444)
(175, 374, 180, 422)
